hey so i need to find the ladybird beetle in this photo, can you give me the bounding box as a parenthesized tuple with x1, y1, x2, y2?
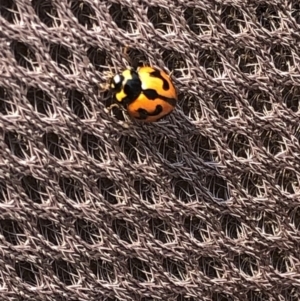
(109, 66, 177, 122)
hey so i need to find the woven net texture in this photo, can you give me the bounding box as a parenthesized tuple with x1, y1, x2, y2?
(1, 0, 300, 300)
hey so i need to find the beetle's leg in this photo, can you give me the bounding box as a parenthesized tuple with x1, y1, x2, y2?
(107, 103, 121, 111)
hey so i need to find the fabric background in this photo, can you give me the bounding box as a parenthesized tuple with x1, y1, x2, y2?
(0, 0, 300, 300)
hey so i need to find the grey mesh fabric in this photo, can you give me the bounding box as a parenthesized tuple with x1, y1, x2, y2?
(0, 0, 300, 300)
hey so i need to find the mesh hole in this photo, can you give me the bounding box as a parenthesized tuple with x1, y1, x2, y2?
(21, 175, 47, 204)
(157, 136, 180, 164)
(205, 175, 229, 201)
(147, 7, 172, 33)
(118, 136, 138, 163)
(49, 43, 72, 72)
(246, 88, 272, 114)
(128, 258, 151, 282)
(67, 89, 92, 119)
(149, 218, 174, 243)
(126, 48, 148, 69)
(183, 216, 208, 242)
(37, 218, 61, 245)
(133, 180, 155, 203)
(270, 44, 293, 71)
(227, 132, 250, 159)
(198, 256, 223, 278)
(241, 172, 263, 197)
(0, 86, 14, 115)
(270, 248, 291, 273)
(10, 41, 37, 71)
(15, 261, 38, 285)
(97, 178, 117, 205)
(274, 168, 298, 194)
(291, 3, 300, 24)
(44, 296, 69, 301)
(221, 5, 245, 34)
(297, 129, 300, 145)
(70, 0, 96, 30)
(42, 132, 71, 160)
(191, 134, 211, 161)
(212, 293, 234, 301)
(233, 254, 258, 276)
(0, 219, 25, 245)
(162, 50, 187, 78)
(220, 214, 241, 239)
(4, 131, 30, 159)
(26, 87, 54, 116)
(181, 95, 203, 121)
(198, 49, 224, 77)
(279, 287, 299, 301)
(59, 176, 85, 203)
(162, 258, 186, 281)
(246, 290, 270, 301)
(75, 218, 101, 244)
(212, 92, 239, 119)
(90, 259, 115, 282)
(112, 219, 138, 244)
(32, 0, 59, 27)
(256, 4, 281, 31)
(173, 179, 197, 203)
(261, 129, 284, 156)
(81, 133, 107, 162)
(257, 213, 279, 236)
(234, 47, 258, 74)
(289, 207, 300, 230)
(0, 181, 8, 203)
(109, 3, 134, 31)
(177, 296, 195, 301)
(87, 46, 107, 72)
(52, 259, 78, 285)
(0, 0, 18, 23)
(282, 85, 300, 112)
(184, 7, 209, 35)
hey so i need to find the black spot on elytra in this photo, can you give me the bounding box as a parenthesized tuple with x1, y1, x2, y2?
(143, 89, 159, 100)
(150, 69, 169, 90)
(143, 89, 177, 107)
(136, 105, 163, 119)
